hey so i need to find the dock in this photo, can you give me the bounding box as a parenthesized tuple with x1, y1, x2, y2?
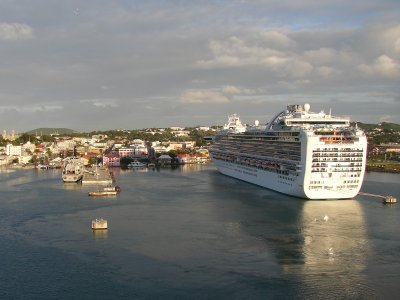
(358, 192, 397, 204)
(82, 166, 114, 185)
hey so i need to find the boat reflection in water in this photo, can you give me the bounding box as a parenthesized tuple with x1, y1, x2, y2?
(92, 229, 108, 239)
(293, 199, 372, 298)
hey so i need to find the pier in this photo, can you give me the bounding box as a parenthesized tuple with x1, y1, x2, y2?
(82, 166, 114, 185)
(358, 192, 397, 204)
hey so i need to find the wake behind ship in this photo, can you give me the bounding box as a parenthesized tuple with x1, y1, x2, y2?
(209, 104, 367, 200)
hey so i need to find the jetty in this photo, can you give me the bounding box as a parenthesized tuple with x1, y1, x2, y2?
(358, 192, 397, 204)
(82, 166, 114, 185)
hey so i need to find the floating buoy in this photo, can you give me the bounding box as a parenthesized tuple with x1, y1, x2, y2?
(359, 192, 397, 205)
(383, 196, 397, 204)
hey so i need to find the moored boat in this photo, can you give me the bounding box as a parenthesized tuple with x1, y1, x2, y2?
(88, 186, 121, 196)
(92, 218, 108, 230)
(127, 160, 146, 168)
(62, 157, 84, 182)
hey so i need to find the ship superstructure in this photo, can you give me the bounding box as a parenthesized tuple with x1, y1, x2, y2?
(62, 157, 84, 183)
(222, 113, 247, 133)
(210, 104, 367, 200)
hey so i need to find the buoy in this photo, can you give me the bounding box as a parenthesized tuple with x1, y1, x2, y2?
(383, 196, 397, 204)
(323, 215, 329, 222)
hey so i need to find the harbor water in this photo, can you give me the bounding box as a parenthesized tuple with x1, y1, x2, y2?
(0, 165, 399, 299)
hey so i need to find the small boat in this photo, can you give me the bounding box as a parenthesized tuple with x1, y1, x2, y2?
(147, 163, 156, 168)
(92, 218, 108, 230)
(88, 186, 121, 196)
(127, 160, 146, 168)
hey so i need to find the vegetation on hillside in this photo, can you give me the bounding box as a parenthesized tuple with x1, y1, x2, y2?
(26, 128, 77, 135)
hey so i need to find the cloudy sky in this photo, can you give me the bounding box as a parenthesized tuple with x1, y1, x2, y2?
(0, 0, 399, 132)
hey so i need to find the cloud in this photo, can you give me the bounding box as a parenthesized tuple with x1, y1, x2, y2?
(0, 23, 33, 40)
(316, 66, 341, 77)
(259, 31, 296, 49)
(367, 23, 400, 55)
(198, 36, 284, 68)
(79, 98, 119, 108)
(180, 90, 230, 104)
(358, 55, 400, 79)
(180, 84, 261, 104)
(197, 34, 313, 77)
(0, 104, 63, 113)
(1, 2, 400, 130)
(222, 85, 259, 95)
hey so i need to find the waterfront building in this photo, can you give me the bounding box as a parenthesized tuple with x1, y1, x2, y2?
(22, 141, 36, 154)
(19, 155, 33, 164)
(119, 147, 135, 157)
(158, 154, 172, 165)
(6, 144, 22, 156)
(0, 155, 10, 165)
(103, 153, 120, 167)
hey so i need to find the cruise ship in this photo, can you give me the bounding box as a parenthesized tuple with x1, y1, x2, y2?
(210, 104, 367, 200)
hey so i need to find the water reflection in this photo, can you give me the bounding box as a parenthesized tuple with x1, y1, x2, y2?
(62, 182, 83, 190)
(300, 200, 367, 269)
(295, 200, 372, 298)
(92, 229, 108, 239)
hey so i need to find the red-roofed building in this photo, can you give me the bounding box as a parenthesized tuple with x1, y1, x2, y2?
(103, 153, 120, 167)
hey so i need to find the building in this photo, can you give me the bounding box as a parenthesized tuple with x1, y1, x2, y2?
(158, 154, 172, 165)
(382, 143, 400, 153)
(119, 147, 135, 157)
(103, 153, 120, 167)
(119, 146, 147, 157)
(6, 144, 22, 156)
(22, 141, 36, 154)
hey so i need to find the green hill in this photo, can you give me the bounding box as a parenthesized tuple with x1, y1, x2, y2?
(25, 128, 78, 135)
(354, 122, 400, 132)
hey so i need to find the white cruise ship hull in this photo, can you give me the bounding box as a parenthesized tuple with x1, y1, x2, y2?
(213, 159, 306, 198)
(212, 159, 362, 200)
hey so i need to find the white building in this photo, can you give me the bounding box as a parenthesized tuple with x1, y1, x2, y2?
(0, 155, 11, 165)
(19, 155, 33, 164)
(197, 126, 210, 131)
(6, 144, 22, 156)
(130, 139, 145, 146)
(22, 141, 36, 154)
(57, 140, 76, 150)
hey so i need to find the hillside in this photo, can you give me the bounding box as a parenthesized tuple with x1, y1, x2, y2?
(354, 122, 400, 132)
(25, 128, 77, 135)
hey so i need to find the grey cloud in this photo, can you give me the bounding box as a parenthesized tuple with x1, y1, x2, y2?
(0, 1, 399, 132)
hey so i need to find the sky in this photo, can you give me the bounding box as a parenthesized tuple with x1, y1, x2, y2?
(0, 0, 399, 132)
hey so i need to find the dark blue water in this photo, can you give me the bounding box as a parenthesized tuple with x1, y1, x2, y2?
(0, 165, 399, 299)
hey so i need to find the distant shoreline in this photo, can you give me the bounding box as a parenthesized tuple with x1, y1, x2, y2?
(366, 165, 400, 174)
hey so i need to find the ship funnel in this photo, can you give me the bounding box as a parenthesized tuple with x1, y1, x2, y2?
(304, 103, 310, 112)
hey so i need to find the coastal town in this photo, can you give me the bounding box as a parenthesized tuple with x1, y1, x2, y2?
(1, 121, 400, 172)
(0, 126, 215, 169)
